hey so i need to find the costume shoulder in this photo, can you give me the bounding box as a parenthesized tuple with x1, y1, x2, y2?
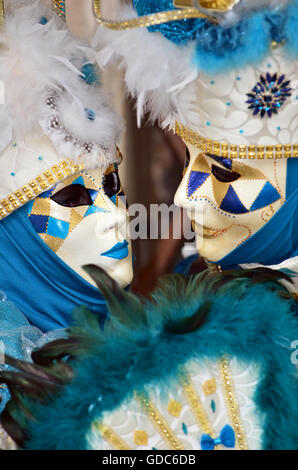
(1, 266, 297, 450)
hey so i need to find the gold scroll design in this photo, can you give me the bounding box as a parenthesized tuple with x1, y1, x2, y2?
(0, 159, 85, 220)
(92, 0, 217, 31)
(175, 122, 298, 160)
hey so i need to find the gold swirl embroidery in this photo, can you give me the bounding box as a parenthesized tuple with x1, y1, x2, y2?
(137, 394, 185, 450)
(219, 358, 248, 450)
(175, 122, 298, 160)
(92, 0, 217, 31)
(93, 421, 132, 450)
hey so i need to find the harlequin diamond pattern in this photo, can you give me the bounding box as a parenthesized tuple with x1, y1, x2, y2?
(27, 172, 110, 252)
(187, 153, 281, 214)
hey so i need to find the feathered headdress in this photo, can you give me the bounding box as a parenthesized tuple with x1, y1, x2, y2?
(92, 0, 298, 137)
(0, 0, 122, 221)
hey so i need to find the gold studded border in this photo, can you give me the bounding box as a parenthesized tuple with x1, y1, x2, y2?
(175, 122, 298, 160)
(0, 159, 85, 220)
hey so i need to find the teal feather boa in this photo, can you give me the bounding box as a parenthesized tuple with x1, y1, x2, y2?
(16, 269, 297, 450)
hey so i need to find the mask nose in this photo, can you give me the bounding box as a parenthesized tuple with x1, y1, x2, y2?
(100, 204, 129, 239)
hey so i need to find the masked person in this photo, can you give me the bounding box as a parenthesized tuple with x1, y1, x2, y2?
(0, 0, 297, 451)
(0, 0, 133, 437)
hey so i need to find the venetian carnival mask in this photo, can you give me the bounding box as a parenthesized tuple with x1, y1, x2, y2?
(26, 164, 133, 288)
(175, 144, 287, 262)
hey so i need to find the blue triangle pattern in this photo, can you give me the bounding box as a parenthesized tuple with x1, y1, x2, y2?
(211, 156, 232, 170)
(250, 181, 281, 211)
(71, 176, 85, 186)
(88, 189, 98, 203)
(110, 194, 117, 205)
(220, 185, 248, 214)
(187, 171, 210, 198)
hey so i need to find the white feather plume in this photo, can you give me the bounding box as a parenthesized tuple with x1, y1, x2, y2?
(0, 0, 122, 168)
(92, 5, 200, 131)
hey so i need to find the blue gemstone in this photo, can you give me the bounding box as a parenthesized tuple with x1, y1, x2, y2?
(247, 73, 292, 118)
(85, 108, 96, 121)
(39, 16, 48, 25)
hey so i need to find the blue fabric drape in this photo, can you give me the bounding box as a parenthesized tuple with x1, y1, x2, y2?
(0, 205, 108, 332)
(217, 159, 298, 268)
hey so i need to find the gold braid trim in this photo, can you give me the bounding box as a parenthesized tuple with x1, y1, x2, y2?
(175, 122, 298, 160)
(92, 0, 217, 31)
(92, 421, 132, 450)
(219, 358, 248, 450)
(181, 374, 220, 450)
(137, 394, 185, 450)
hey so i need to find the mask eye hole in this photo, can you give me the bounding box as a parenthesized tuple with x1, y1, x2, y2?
(51, 184, 93, 207)
(103, 169, 121, 198)
(211, 164, 240, 183)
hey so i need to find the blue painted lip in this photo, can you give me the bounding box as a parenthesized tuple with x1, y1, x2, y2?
(101, 240, 129, 260)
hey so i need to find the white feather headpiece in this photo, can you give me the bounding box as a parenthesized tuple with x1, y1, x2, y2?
(0, 0, 122, 221)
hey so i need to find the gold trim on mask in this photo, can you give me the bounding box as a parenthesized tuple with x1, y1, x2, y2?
(92, 0, 217, 31)
(175, 122, 298, 160)
(0, 159, 85, 220)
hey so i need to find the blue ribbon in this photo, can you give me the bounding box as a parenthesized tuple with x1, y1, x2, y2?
(201, 424, 235, 450)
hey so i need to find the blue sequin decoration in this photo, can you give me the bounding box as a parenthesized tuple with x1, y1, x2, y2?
(133, 0, 200, 45)
(85, 108, 96, 121)
(211, 399, 216, 413)
(39, 16, 48, 25)
(81, 64, 100, 86)
(246, 73, 292, 118)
